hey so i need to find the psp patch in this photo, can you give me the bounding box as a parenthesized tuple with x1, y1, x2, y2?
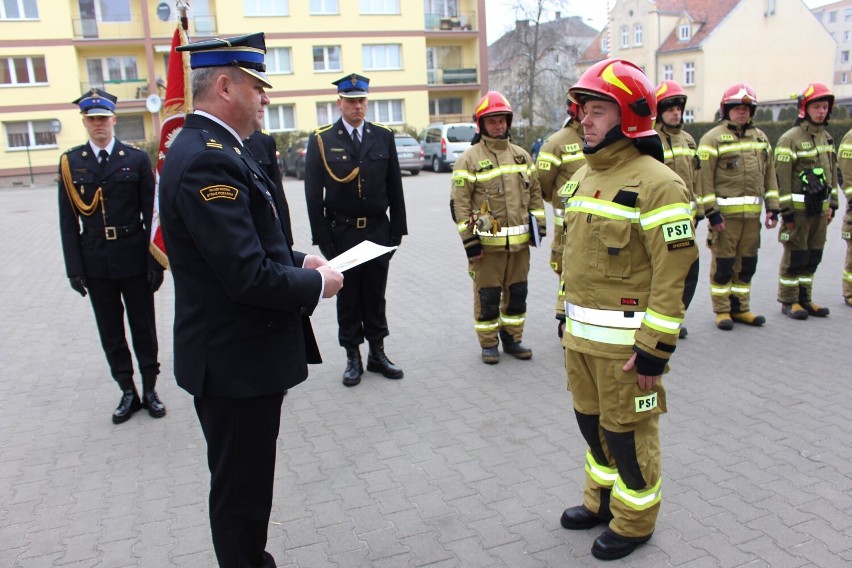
(200, 185, 239, 202)
(635, 392, 658, 413)
(537, 161, 551, 171)
(558, 180, 579, 197)
(661, 219, 693, 242)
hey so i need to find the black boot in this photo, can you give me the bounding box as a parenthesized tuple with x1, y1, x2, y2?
(113, 379, 141, 424)
(591, 529, 652, 560)
(343, 347, 363, 387)
(367, 341, 404, 379)
(500, 331, 532, 360)
(141, 376, 166, 418)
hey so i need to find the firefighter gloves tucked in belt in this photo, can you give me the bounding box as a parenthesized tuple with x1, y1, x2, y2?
(800, 168, 830, 217)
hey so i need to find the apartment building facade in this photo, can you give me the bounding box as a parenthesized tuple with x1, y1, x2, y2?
(0, 0, 487, 184)
(812, 0, 852, 101)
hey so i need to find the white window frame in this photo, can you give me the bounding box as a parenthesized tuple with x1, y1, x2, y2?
(843, 51, 850, 64)
(362, 44, 402, 71)
(846, 7, 852, 21)
(829, 10, 837, 23)
(266, 47, 293, 74)
(0, 0, 38, 19)
(359, 0, 399, 15)
(683, 61, 695, 85)
(96, 0, 131, 23)
(310, 0, 338, 15)
(86, 56, 138, 84)
(313, 45, 341, 72)
(845, 30, 851, 42)
(842, 72, 848, 84)
(244, 0, 289, 17)
(367, 99, 404, 124)
(316, 101, 340, 125)
(663, 64, 673, 81)
(600, 35, 609, 53)
(263, 104, 296, 132)
(634, 24, 643, 46)
(1, 55, 48, 86)
(679, 23, 691, 41)
(683, 109, 694, 123)
(620, 25, 629, 48)
(4, 119, 58, 149)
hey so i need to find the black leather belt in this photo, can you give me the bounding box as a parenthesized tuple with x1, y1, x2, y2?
(83, 223, 143, 240)
(328, 212, 383, 229)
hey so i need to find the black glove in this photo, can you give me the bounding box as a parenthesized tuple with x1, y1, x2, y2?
(465, 243, 483, 259)
(69, 276, 87, 297)
(390, 235, 403, 247)
(556, 314, 566, 339)
(781, 211, 795, 224)
(148, 268, 164, 293)
(634, 349, 666, 377)
(694, 214, 705, 225)
(319, 243, 337, 260)
(708, 212, 724, 227)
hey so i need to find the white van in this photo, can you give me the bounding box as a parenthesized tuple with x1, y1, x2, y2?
(420, 122, 477, 172)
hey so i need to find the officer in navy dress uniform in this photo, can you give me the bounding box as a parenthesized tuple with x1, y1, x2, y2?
(245, 129, 293, 245)
(158, 32, 343, 568)
(304, 73, 408, 386)
(58, 88, 166, 424)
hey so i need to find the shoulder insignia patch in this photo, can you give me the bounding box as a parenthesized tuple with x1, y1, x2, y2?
(372, 122, 393, 131)
(537, 161, 551, 171)
(315, 124, 334, 134)
(558, 180, 579, 197)
(564, 142, 581, 153)
(800, 141, 813, 150)
(661, 219, 694, 242)
(842, 151, 852, 159)
(719, 134, 735, 142)
(200, 185, 239, 202)
(776, 154, 791, 162)
(261, 128, 270, 135)
(478, 159, 493, 169)
(206, 139, 223, 149)
(514, 155, 526, 165)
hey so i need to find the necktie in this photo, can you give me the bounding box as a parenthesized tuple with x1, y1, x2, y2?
(352, 128, 361, 153)
(98, 149, 109, 167)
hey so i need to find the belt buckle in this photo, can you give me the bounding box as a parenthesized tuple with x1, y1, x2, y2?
(356, 217, 367, 229)
(104, 226, 117, 240)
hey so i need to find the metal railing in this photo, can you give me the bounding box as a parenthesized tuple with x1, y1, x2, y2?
(424, 11, 476, 31)
(80, 79, 149, 101)
(71, 14, 216, 40)
(426, 66, 478, 86)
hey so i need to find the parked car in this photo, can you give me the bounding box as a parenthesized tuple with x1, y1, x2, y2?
(282, 137, 308, 180)
(420, 122, 477, 172)
(394, 133, 425, 175)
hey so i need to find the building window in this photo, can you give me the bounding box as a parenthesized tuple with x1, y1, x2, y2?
(97, 0, 131, 22)
(663, 64, 673, 81)
(683, 61, 695, 85)
(4, 120, 57, 149)
(360, 0, 399, 14)
(244, 0, 288, 17)
(621, 26, 629, 48)
(683, 109, 694, 123)
(86, 56, 138, 84)
(363, 44, 401, 70)
(316, 101, 340, 125)
(846, 7, 852, 21)
(428, 97, 462, 115)
(266, 47, 292, 74)
(0, 0, 38, 19)
(842, 73, 848, 84)
(310, 0, 338, 14)
(600, 34, 610, 53)
(843, 50, 850, 64)
(829, 10, 837, 23)
(367, 99, 404, 124)
(679, 23, 691, 41)
(313, 45, 341, 72)
(264, 104, 296, 131)
(634, 24, 643, 46)
(115, 115, 145, 141)
(1, 56, 47, 85)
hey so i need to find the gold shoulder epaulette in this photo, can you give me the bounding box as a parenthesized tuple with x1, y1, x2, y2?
(65, 144, 85, 155)
(206, 138, 224, 149)
(372, 122, 393, 132)
(314, 124, 334, 134)
(261, 128, 270, 135)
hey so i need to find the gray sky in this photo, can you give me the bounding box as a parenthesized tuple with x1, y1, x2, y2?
(485, 0, 834, 45)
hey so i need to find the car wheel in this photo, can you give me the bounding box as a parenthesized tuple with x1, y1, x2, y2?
(409, 169, 420, 176)
(432, 157, 442, 173)
(296, 168, 304, 180)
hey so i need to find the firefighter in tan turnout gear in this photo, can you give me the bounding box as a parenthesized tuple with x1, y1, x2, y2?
(451, 91, 546, 364)
(837, 127, 852, 307)
(774, 82, 839, 319)
(697, 83, 780, 330)
(557, 59, 697, 561)
(654, 80, 703, 339)
(535, 97, 585, 335)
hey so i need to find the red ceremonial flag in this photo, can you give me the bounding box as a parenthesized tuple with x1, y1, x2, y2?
(150, 12, 190, 268)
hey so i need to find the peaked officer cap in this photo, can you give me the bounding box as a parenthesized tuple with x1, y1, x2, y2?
(73, 88, 117, 116)
(333, 73, 370, 98)
(177, 32, 272, 89)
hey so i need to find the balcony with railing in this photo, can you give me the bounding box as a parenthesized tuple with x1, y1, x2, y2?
(72, 13, 216, 40)
(424, 11, 476, 32)
(80, 79, 151, 102)
(427, 65, 479, 86)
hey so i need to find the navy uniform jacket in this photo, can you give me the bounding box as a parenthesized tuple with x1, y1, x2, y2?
(304, 118, 407, 250)
(245, 130, 293, 244)
(58, 139, 155, 279)
(159, 114, 322, 398)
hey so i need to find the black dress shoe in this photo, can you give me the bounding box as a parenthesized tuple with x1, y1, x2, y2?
(141, 390, 166, 418)
(591, 529, 652, 560)
(366, 346, 404, 379)
(112, 389, 141, 424)
(560, 505, 611, 530)
(343, 347, 363, 387)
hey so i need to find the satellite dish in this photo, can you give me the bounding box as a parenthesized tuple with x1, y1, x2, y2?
(146, 94, 163, 113)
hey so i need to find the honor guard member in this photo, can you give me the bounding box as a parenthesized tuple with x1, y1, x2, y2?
(837, 127, 852, 307)
(304, 73, 407, 386)
(246, 129, 293, 245)
(536, 96, 585, 336)
(557, 59, 697, 561)
(58, 88, 166, 424)
(697, 83, 780, 330)
(451, 91, 546, 364)
(159, 32, 344, 567)
(654, 80, 703, 338)
(774, 82, 839, 319)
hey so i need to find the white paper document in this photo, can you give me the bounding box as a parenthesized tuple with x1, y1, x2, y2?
(327, 240, 398, 272)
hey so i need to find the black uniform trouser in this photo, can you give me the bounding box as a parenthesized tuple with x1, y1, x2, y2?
(195, 392, 285, 568)
(330, 220, 391, 348)
(86, 274, 159, 383)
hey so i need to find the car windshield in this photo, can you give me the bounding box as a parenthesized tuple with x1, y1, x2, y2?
(446, 125, 476, 143)
(396, 137, 419, 147)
